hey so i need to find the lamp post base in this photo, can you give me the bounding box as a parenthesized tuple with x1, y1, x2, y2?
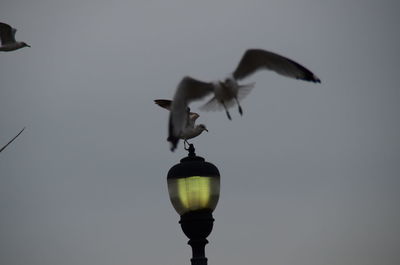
(179, 210, 214, 265)
(190, 257, 208, 265)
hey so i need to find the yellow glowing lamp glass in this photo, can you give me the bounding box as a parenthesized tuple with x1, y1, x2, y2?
(168, 175, 220, 215)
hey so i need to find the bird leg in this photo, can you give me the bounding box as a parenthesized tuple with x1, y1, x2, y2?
(184, 140, 190, 150)
(222, 101, 232, 120)
(235, 96, 243, 116)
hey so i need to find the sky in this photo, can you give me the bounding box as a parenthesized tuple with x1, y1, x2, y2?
(1, 0, 399, 265)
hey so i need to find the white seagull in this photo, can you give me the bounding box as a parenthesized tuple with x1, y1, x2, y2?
(154, 99, 208, 151)
(0, 22, 30, 52)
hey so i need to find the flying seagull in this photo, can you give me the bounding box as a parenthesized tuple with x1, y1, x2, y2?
(199, 49, 320, 119)
(170, 49, 321, 124)
(154, 99, 208, 151)
(0, 22, 30, 52)
(0, 127, 25, 153)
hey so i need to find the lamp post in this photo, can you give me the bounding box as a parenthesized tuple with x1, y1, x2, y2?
(167, 144, 220, 265)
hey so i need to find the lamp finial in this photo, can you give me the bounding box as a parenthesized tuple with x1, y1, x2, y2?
(187, 144, 196, 157)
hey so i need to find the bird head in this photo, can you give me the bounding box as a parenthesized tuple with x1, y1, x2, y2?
(198, 124, 208, 132)
(223, 76, 238, 88)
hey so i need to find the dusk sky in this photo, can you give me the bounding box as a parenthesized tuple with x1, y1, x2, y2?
(1, 1, 399, 265)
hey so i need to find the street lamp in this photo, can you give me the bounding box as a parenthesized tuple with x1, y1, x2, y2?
(167, 144, 220, 265)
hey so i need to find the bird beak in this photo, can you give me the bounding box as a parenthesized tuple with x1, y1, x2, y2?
(205, 128, 208, 132)
(26, 44, 31, 47)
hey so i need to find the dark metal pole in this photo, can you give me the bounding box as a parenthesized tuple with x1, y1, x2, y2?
(188, 238, 208, 265)
(179, 210, 214, 265)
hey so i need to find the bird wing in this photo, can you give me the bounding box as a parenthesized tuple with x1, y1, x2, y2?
(186, 112, 200, 129)
(154, 98, 197, 124)
(175, 76, 215, 101)
(168, 76, 213, 151)
(11, 28, 17, 42)
(232, 49, 321, 83)
(155, 98, 194, 113)
(154, 99, 172, 110)
(199, 83, 254, 112)
(237, 82, 255, 101)
(189, 112, 200, 122)
(0, 22, 16, 44)
(199, 96, 225, 112)
(0, 127, 25, 153)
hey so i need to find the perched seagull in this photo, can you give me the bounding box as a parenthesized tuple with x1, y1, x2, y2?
(154, 99, 208, 151)
(0, 22, 30, 52)
(0, 127, 25, 153)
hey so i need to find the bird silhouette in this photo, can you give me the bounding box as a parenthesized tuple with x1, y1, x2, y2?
(0, 22, 30, 52)
(154, 99, 208, 151)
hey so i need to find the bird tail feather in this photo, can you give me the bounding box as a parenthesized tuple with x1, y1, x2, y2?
(199, 97, 225, 112)
(167, 135, 179, 151)
(168, 115, 179, 151)
(237, 82, 255, 100)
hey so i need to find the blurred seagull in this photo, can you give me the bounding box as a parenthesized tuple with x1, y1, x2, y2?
(154, 99, 208, 151)
(170, 49, 321, 126)
(0, 22, 30, 52)
(199, 49, 321, 119)
(0, 127, 25, 153)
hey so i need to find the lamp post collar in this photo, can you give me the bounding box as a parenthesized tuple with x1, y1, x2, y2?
(181, 144, 205, 163)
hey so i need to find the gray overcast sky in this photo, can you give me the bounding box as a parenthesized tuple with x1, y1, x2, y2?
(1, 1, 399, 265)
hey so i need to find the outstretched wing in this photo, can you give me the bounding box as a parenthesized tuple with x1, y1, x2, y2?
(168, 76, 213, 151)
(199, 82, 255, 112)
(155, 98, 196, 113)
(237, 82, 255, 101)
(189, 112, 200, 121)
(0, 22, 16, 44)
(186, 112, 200, 128)
(0, 127, 25, 153)
(154, 98, 198, 122)
(233, 49, 321, 83)
(154, 99, 172, 110)
(200, 96, 228, 112)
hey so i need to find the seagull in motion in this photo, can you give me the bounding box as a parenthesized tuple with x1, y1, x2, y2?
(171, 49, 321, 123)
(199, 49, 321, 119)
(0, 22, 30, 52)
(154, 99, 208, 151)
